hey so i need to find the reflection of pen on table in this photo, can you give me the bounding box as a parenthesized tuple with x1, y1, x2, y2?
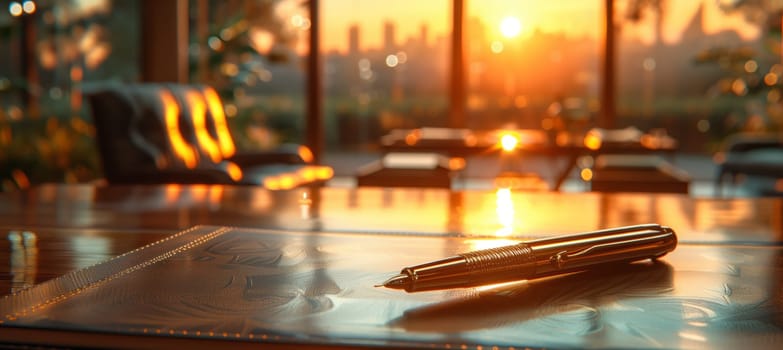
(378, 224, 677, 292)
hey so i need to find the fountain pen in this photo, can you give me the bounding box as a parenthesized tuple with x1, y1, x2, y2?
(378, 223, 677, 292)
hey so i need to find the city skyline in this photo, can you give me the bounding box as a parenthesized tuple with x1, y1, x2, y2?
(321, 0, 761, 54)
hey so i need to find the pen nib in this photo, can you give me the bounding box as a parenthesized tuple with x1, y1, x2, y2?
(376, 273, 410, 289)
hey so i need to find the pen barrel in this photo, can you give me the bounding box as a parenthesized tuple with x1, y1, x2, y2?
(402, 244, 536, 292)
(399, 224, 677, 292)
(528, 225, 677, 276)
(459, 243, 538, 283)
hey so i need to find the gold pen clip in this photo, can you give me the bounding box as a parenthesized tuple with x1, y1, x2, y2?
(549, 231, 673, 270)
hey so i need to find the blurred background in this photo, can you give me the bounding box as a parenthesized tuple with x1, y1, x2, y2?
(1, 0, 782, 193)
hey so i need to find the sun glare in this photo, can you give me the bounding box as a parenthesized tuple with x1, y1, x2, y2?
(499, 16, 522, 38)
(499, 132, 519, 152)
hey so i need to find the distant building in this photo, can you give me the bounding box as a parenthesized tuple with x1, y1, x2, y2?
(419, 24, 428, 47)
(348, 24, 360, 56)
(384, 21, 396, 51)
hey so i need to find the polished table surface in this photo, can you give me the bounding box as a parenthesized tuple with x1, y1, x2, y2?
(0, 184, 782, 348)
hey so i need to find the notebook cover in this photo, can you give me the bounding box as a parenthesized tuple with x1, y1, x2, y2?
(1, 225, 782, 349)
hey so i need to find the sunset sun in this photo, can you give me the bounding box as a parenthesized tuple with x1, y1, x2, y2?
(499, 16, 522, 38)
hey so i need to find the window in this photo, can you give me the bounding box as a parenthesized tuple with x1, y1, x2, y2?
(189, 0, 310, 150)
(616, 0, 783, 153)
(321, 0, 451, 150)
(3, 0, 783, 187)
(465, 0, 601, 133)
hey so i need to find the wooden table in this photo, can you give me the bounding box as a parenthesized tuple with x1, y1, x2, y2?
(0, 184, 782, 348)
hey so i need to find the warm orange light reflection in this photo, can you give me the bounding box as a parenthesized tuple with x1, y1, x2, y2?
(498, 131, 519, 152)
(160, 91, 198, 168)
(191, 184, 209, 201)
(314, 166, 334, 180)
(249, 27, 274, 54)
(299, 191, 312, 219)
(580, 168, 593, 182)
(464, 134, 478, 147)
(640, 134, 660, 149)
(202, 87, 236, 158)
(494, 176, 522, 189)
(85, 43, 111, 70)
(263, 166, 333, 191)
(299, 165, 334, 182)
(448, 157, 466, 171)
(298, 167, 317, 182)
(186, 91, 222, 163)
(298, 145, 314, 163)
(11, 169, 29, 189)
(584, 131, 602, 150)
(165, 184, 182, 204)
(278, 174, 297, 190)
(474, 279, 528, 293)
(263, 177, 281, 190)
(224, 161, 243, 181)
(495, 187, 514, 236)
(263, 174, 297, 191)
(555, 131, 571, 146)
(208, 185, 224, 205)
(404, 132, 419, 146)
(467, 238, 519, 251)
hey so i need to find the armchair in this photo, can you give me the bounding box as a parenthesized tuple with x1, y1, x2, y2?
(87, 83, 332, 188)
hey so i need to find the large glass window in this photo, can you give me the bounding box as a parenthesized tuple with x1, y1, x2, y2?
(321, 0, 451, 150)
(189, 0, 309, 150)
(3, 0, 783, 189)
(465, 1, 601, 132)
(616, 0, 783, 153)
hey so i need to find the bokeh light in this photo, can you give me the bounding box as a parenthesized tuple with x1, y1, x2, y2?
(22, 0, 35, 14)
(8, 2, 22, 16)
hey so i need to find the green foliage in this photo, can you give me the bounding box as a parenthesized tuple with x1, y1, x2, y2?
(0, 117, 101, 191)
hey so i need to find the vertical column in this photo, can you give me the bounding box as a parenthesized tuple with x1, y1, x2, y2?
(449, 0, 465, 129)
(196, 0, 209, 83)
(20, 14, 39, 118)
(306, 0, 323, 163)
(141, 0, 189, 83)
(600, 0, 616, 128)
